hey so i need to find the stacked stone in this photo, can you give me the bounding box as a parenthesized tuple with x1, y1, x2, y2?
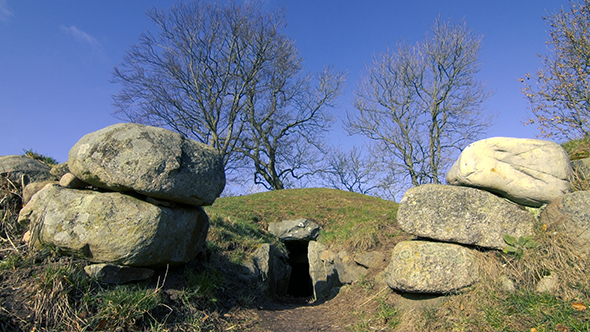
(386, 137, 573, 293)
(18, 123, 225, 283)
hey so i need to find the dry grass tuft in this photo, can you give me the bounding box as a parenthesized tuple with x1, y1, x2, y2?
(29, 259, 90, 331)
(506, 222, 590, 300)
(569, 166, 590, 191)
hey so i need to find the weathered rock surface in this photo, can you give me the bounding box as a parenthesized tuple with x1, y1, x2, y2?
(398, 184, 535, 250)
(0, 155, 56, 185)
(540, 191, 590, 247)
(386, 240, 479, 293)
(307, 242, 368, 300)
(332, 251, 367, 284)
(308, 241, 339, 301)
(354, 251, 386, 269)
(68, 123, 225, 206)
(19, 184, 209, 267)
(249, 243, 291, 296)
(268, 218, 321, 242)
(571, 157, 590, 179)
(22, 181, 57, 205)
(84, 264, 154, 284)
(447, 137, 572, 207)
(50, 162, 70, 179)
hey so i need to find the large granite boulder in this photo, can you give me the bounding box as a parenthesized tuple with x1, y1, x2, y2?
(68, 123, 225, 206)
(0, 155, 56, 185)
(398, 184, 535, 250)
(19, 184, 209, 267)
(268, 218, 321, 242)
(446, 137, 572, 207)
(386, 240, 479, 293)
(540, 191, 590, 248)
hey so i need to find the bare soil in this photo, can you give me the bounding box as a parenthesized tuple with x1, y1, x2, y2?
(242, 278, 445, 332)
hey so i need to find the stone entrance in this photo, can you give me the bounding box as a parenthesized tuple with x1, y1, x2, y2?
(285, 240, 313, 297)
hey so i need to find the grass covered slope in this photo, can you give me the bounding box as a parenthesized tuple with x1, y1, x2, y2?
(206, 188, 403, 252)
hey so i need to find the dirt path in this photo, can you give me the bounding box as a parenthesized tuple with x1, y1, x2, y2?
(244, 285, 444, 332)
(254, 306, 347, 331)
(248, 296, 355, 332)
(243, 284, 396, 332)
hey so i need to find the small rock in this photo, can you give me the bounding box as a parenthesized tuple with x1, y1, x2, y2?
(571, 157, 590, 179)
(354, 251, 386, 269)
(540, 191, 590, 249)
(333, 251, 366, 284)
(84, 264, 154, 284)
(50, 162, 70, 179)
(59, 173, 88, 189)
(498, 275, 516, 292)
(536, 274, 559, 294)
(21, 231, 30, 244)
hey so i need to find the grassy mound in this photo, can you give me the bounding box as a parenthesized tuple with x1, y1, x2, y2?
(206, 188, 402, 252)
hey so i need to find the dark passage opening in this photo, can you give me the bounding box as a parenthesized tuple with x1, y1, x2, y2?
(285, 240, 313, 297)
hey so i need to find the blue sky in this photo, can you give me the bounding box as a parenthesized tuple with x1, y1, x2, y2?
(0, 0, 570, 165)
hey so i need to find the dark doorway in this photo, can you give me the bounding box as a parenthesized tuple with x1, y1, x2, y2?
(285, 241, 313, 297)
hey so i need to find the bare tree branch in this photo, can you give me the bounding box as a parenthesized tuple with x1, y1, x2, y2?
(521, 0, 590, 140)
(346, 17, 492, 190)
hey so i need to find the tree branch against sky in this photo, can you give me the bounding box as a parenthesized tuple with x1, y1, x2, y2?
(346, 17, 492, 191)
(322, 145, 394, 197)
(111, 1, 285, 173)
(111, 1, 345, 191)
(240, 66, 345, 190)
(522, 0, 590, 140)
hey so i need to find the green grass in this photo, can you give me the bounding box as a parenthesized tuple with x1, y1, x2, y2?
(376, 298, 401, 329)
(206, 188, 403, 251)
(495, 291, 590, 331)
(91, 284, 163, 330)
(207, 215, 282, 265)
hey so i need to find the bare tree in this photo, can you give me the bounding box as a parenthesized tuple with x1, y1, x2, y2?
(112, 1, 345, 190)
(240, 67, 345, 190)
(346, 17, 491, 189)
(112, 1, 284, 173)
(322, 145, 385, 195)
(522, 0, 590, 140)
